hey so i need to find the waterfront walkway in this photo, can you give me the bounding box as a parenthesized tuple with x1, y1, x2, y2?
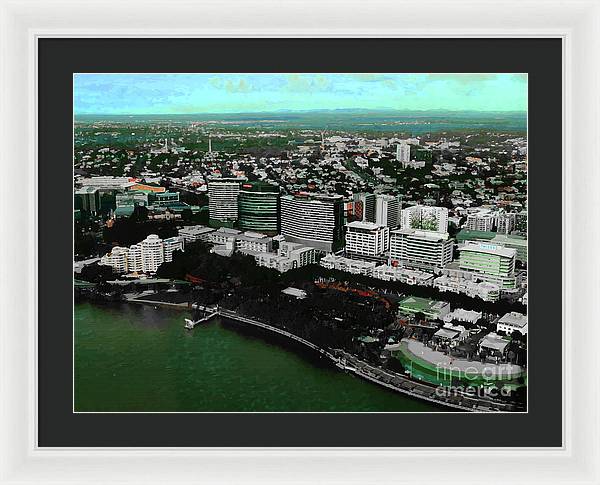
(216, 309, 523, 412)
(124, 295, 524, 412)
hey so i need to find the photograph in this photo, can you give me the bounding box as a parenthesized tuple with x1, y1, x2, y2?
(73, 72, 528, 413)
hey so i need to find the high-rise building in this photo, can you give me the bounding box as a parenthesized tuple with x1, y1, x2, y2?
(496, 210, 516, 234)
(345, 221, 389, 257)
(100, 246, 129, 273)
(128, 244, 143, 272)
(280, 193, 344, 252)
(352, 193, 376, 223)
(74, 186, 101, 215)
(389, 229, 453, 272)
(375, 194, 401, 228)
(99, 234, 184, 274)
(237, 181, 280, 235)
(208, 177, 246, 226)
(458, 241, 517, 289)
(514, 210, 527, 234)
(465, 209, 496, 232)
(141, 234, 165, 273)
(396, 143, 410, 164)
(401, 205, 449, 233)
(163, 236, 185, 262)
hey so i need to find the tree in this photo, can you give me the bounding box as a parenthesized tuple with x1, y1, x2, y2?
(181, 208, 193, 222)
(130, 205, 148, 222)
(79, 263, 114, 283)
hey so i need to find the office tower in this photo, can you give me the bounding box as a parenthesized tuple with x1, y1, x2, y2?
(208, 134, 212, 153)
(458, 241, 517, 289)
(345, 221, 389, 257)
(280, 193, 344, 252)
(396, 143, 410, 164)
(352, 193, 376, 223)
(207, 177, 245, 226)
(237, 181, 280, 235)
(389, 229, 454, 271)
(401, 205, 449, 233)
(74, 186, 101, 214)
(375, 194, 401, 228)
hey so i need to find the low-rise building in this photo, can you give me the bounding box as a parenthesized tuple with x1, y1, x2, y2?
(443, 308, 483, 325)
(178, 225, 216, 243)
(281, 287, 307, 299)
(478, 332, 511, 359)
(372, 264, 434, 286)
(496, 312, 528, 335)
(235, 231, 273, 253)
(398, 296, 450, 320)
(433, 274, 501, 302)
(320, 254, 377, 276)
(252, 241, 317, 273)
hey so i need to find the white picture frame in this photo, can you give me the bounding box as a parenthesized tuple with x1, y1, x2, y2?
(1, 0, 599, 483)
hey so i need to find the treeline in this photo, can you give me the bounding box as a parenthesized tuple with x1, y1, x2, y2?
(222, 283, 394, 354)
(103, 215, 179, 247)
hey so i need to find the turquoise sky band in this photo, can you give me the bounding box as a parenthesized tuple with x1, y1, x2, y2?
(74, 73, 528, 115)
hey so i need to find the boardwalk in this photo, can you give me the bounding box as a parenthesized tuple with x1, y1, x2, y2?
(215, 309, 513, 412)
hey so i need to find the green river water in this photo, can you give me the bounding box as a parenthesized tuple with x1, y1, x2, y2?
(74, 302, 441, 412)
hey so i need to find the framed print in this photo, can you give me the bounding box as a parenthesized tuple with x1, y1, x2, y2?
(1, 0, 599, 484)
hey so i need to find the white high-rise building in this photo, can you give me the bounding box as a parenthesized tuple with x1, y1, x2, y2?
(100, 247, 129, 273)
(280, 193, 344, 252)
(345, 221, 389, 257)
(128, 244, 143, 272)
(163, 236, 185, 262)
(465, 209, 496, 232)
(401, 205, 449, 233)
(141, 234, 165, 273)
(389, 228, 453, 272)
(100, 234, 185, 274)
(396, 143, 410, 164)
(375, 194, 401, 228)
(496, 211, 516, 234)
(207, 177, 246, 224)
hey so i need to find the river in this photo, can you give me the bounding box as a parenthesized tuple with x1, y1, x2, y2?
(74, 302, 442, 412)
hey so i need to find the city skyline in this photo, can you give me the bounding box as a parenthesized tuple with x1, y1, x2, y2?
(74, 73, 528, 115)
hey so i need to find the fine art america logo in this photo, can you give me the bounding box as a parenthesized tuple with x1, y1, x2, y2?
(405, 361, 515, 398)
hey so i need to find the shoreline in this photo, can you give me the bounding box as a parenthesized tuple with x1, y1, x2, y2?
(95, 296, 524, 412)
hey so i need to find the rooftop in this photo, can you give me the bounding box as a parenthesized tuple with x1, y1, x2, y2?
(498, 312, 528, 328)
(391, 228, 450, 240)
(399, 296, 449, 312)
(459, 241, 517, 258)
(479, 332, 510, 352)
(346, 221, 385, 231)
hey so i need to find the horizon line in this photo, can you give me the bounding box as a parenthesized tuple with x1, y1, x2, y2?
(75, 108, 527, 116)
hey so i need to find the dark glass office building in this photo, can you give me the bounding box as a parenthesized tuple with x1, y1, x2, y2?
(237, 181, 280, 235)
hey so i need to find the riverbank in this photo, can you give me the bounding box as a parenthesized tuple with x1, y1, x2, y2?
(217, 309, 522, 412)
(75, 302, 441, 412)
(97, 294, 523, 412)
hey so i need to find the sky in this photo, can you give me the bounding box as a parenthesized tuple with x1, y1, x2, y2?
(74, 73, 527, 115)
